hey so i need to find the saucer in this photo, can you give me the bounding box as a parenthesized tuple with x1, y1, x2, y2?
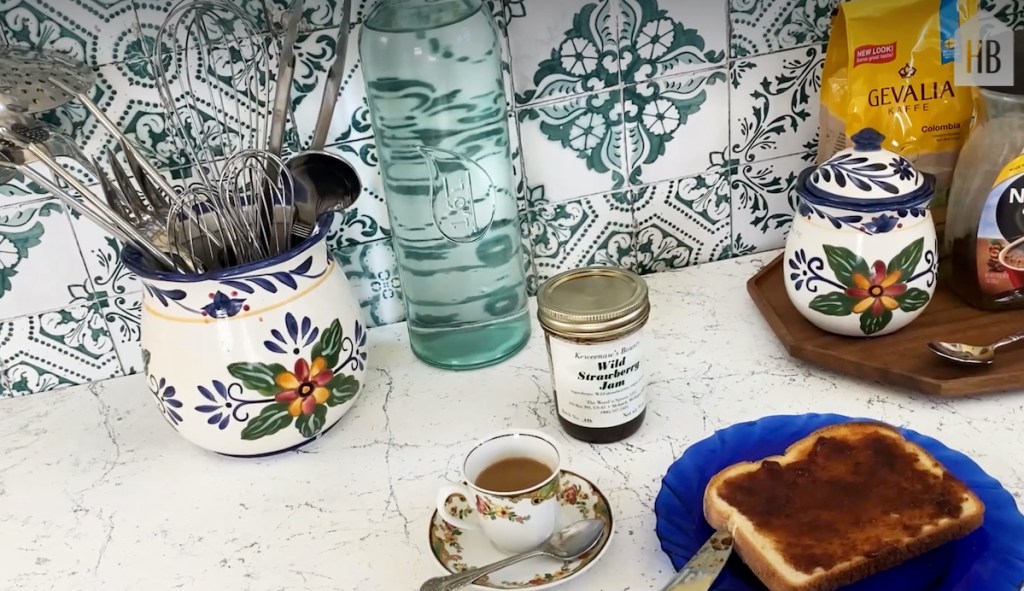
(427, 470, 614, 590)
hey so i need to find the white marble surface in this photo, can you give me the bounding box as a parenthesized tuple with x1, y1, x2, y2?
(2, 251, 1022, 591)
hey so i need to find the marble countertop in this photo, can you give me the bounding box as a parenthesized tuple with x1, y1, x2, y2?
(2, 251, 1022, 591)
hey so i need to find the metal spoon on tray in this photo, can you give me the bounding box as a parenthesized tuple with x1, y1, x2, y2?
(418, 518, 605, 591)
(928, 330, 1024, 365)
(285, 0, 361, 239)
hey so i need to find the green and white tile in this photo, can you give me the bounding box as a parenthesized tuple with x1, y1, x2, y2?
(518, 89, 625, 204)
(103, 290, 142, 375)
(509, 0, 620, 106)
(730, 151, 810, 255)
(333, 238, 406, 328)
(0, 302, 123, 396)
(0, 200, 94, 318)
(730, 44, 824, 164)
(633, 167, 732, 273)
(0, 368, 10, 398)
(528, 191, 636, 282)
(619, 0, 727, 84)
(729, 0, 838, 58)
(983, 0, 1024, 29)
(0, 163, 55, 207)
(624, 68, 728, 186)
(0, 0, 142, 67)
(67, 206, 141, 300)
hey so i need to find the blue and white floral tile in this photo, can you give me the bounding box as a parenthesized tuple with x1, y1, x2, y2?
(619, 0, 727, 84)
(323, 138, 391, 248)
(0, 200, 95, 318)
(633, 166, 732, 273)
(528, 191, 636, 282)
(0, 301, 123, 396)
(982, 0, 1024, 29)
(102, 290, 142, 375)
(333, 238, 406, 328)
(729, 151, 812, 256)
(66, 205, 141, 300)
(729, 0, 838, 59)
(518, 89, 625, 205)
(508, 0, 619, 107)
(624, 68, 728, 186)
(0, 0, 143, 67)
(730, 44, 824, 165)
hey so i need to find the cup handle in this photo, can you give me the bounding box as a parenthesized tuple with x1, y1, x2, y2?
(436, 484, 479, 531)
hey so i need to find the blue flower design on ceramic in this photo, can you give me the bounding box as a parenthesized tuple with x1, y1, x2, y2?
(141, 255, 330, 316)
(812, 153, 901, 195)
(798, 200, 929, 235)
(787, 248, 843, 293)
(149, 376, 183, 427)
(264, 313, 319, 355)
(889, 157, 915, 181)
(201, 291, 249, 318)
(195, 380, 271, 430)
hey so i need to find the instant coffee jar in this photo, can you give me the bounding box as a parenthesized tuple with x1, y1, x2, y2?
(537, 266, 650, 444)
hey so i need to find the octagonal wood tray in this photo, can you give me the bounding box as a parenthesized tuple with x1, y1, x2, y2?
(748, 254, 1024, 397)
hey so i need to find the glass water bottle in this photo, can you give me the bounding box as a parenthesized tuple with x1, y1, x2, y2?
(359, 0, 531, 369)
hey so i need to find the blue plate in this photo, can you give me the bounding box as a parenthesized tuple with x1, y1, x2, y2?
(654, 413, 1024, 591)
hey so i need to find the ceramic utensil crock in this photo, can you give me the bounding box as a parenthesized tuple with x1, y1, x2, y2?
(122, 216, 368, 456)
(784, 128, 938, 337)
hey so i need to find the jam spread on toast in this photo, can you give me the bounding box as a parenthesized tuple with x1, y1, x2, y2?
(718, 432, 970, 573)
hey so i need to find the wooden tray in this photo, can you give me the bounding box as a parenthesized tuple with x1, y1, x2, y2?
(748, 254, 1024, 397)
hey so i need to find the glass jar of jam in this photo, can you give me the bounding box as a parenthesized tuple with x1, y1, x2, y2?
(536, 266, 650, 444)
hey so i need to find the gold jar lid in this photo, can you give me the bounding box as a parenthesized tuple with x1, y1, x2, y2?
(536, 266, 650, 339)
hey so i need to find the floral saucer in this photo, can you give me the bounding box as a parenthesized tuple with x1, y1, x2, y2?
(428, 470, 614, 590)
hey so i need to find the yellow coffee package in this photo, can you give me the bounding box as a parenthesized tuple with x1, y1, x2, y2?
(818, 0, 978, 231)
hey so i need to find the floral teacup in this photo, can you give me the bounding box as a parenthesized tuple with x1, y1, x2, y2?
(436, 429, 563, 554)
(122, 216, 368, 456)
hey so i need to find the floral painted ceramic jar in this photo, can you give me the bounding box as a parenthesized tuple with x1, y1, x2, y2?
(122, 218, 368, 457)
(784, 128, 939, 337)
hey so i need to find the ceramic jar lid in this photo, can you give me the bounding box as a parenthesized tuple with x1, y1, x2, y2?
(804, 128, 933, 210)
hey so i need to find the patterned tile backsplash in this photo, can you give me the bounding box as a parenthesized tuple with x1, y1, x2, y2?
(0, 0, 1021, 397)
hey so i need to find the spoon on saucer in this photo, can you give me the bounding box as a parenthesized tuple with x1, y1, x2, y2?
(928, 330, 1024, 365)
(419, 518, 605, 591)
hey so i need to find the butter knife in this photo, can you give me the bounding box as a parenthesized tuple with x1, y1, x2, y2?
(660, 530, 734, 591)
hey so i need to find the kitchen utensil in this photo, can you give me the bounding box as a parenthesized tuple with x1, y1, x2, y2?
(784, 127, 938, 338)
(659, 531, 733, 591)
(0, 46, 93, 115)
(0, 126, 178, 270)
(419, 519, 605, 591)
(286, 1, 360, 240)
(928, 331, 1024, 365)
(120, 215, 368, 457)
(105, 148, 150, 222)
(268, 0, 303, 159)
(119, 136, 168, 212)
(214, 149, 295, 262)
(654, 413, 1024, 591)
(310, 0, 352, 150)
(154, 0, 274, 189)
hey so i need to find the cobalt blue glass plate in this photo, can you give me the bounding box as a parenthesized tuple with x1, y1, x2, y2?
(654, 413, 1024, 591)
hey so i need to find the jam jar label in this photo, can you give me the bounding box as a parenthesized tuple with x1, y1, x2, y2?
(547, 332, 646, 429)
(976, 153, 1024, 296)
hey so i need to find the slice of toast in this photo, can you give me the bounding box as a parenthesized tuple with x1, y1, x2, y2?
(703, 421, 984, 591)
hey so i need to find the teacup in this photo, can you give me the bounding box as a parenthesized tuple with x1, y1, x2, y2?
(999, 237, 1024, 289)
(436, 429, 562, 554)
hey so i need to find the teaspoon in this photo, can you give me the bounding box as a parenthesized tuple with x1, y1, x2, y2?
(419, 518, 605, 591)
(928, 330, 1024, 365)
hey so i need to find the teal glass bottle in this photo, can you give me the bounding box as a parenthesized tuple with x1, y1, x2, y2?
(359, 0, 531, 370)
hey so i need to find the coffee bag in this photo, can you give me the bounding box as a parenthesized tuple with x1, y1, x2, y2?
(818, 0, 978, 232)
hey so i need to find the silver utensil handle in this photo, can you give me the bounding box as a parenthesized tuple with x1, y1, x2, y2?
(993, 331, 1024, 350)
(46, 76, 180, 203)
(419, 550, 545, 591)
(268, 0, 304, 157)
(310, 0, 351, 150)
(0, 128, 178, 270)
